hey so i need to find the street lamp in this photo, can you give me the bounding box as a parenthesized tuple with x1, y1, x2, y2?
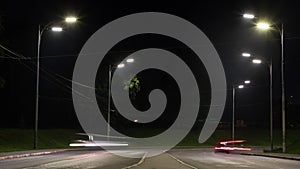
(242, 52, 251, 57)
(65, 17, 77, 23)
(232, 80, 250, 141)
(244, 80, 251, 84)
(256, 21, 285, 152)
(243, 14, 286, 152)
(51, 27, 63, 32)
(126, 58, 134, 63)
(34, 16, 77, 149)
(117, 63, 125, 68)
(256, 22, 271, 30)
(243, 13, 255, 19)
(253, 58, 274, 151)
(252, 59, 262, 64)
(107, 59, 134, 139)
(242, 53, 274, 150)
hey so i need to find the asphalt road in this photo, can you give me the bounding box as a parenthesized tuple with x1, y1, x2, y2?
(169, 148, 300, 169)
(1, 148, 299, 169)
(0, 148, 143, 169)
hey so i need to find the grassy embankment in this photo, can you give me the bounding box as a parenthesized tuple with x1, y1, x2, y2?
(0, 129, 81, 152)
(0, 128, 299, 154)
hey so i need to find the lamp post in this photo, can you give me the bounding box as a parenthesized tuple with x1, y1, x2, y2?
(107, 59, 134, 139)
(280, 24, 286, 153)
(270, 61, 273, 150)
(248, 56, 273, 150)
(243, 14, 286, 152)
(34, 17, 77, 149)
(243, 53, 274, 150)
(107, 64, 112, 140)
(232, 81, 250, 141)
(232, 86, 235, 141)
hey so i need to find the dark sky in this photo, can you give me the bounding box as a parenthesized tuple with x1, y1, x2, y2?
(0, 0, 299, 129)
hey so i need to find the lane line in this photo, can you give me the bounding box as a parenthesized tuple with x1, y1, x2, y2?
(121, 152, 147, 169)
(167, 153, 198, 169)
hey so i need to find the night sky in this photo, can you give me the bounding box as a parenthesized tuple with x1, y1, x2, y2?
(0, 0, 299, 130)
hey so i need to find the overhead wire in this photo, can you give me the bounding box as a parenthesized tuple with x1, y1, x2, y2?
(0, 40, 278, 107)
(0, 43, 92, 100)
(0, 43, 28, 60)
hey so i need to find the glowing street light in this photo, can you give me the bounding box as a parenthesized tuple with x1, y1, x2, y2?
(51, 27, 63, 32)
(252, 59, 262, 64)
(242, 52, 275, 151)
(126, 58, 134, 63)
(34, 16, 77, 149)
(243, 13, 255, 19)
(107, 60, 134, 139)
(117, 63, 125, 68)
(106, 58, 134, 140)
(257, 22, 271, 30)
(65, 17, 77, 23)
(244, 80, 251, 84)
(242, 52, 251, 57)
(243, 13, 286, 152)
(232, 81, 250, 141)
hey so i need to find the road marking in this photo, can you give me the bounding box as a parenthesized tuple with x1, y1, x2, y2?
(167, 153, 198, 169)
(121, 152, 147, 169)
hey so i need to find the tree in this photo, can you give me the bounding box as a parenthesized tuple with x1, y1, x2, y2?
(95, 75, 141, 129)
(96, 75, 140, 103)
(123, 76, 140, 99)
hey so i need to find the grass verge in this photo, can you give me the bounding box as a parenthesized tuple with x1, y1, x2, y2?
(0, 128, 299, 154)
(0, 129, 81, 152)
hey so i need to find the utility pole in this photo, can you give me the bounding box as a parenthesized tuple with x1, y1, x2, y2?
(281, 24, 286, 153)
(232, 87, 235, 141)
(34, 25, 41, 149)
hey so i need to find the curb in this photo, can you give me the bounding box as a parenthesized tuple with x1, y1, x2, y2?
(0, 149, 68, 161)
(241, 152, 300, 161)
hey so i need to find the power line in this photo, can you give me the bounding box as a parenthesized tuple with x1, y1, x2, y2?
(0, 55, 20, 60)
(0, 43, 92, 100)
(0, 43, 28, 60)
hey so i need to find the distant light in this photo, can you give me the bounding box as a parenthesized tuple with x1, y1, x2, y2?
(51, 27, 63, 32)
(69, 143, 128, 147)
(134, 119, 138, 123)
(244, 80, 251, 84)
(65, 17, 77, 23)
(257, 22, 271, 30)
(220, 140, 246, 145)
(252, 59, 262, 64)
(243, 13, 255, 19)
(117, 63, 125, 68)
(214, 146, 251, 151)
(126, 58, 134, 63)
(238, 85, 244, 89)
(242, 53, 251, 57)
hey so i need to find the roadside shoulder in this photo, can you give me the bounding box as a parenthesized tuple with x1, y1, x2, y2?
(241, 152, 300, 161)
(0, 149, 68, 160)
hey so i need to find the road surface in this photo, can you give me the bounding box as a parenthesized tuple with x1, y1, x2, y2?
(1, 148, 299, 169)
(169, 148, 300, 169)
